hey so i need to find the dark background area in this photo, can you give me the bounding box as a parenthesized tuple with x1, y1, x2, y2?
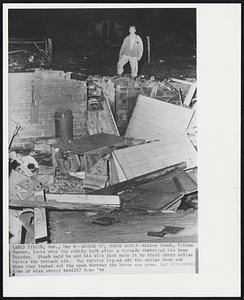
(9, 8, 196, 78)
(9, 9, 196, 46)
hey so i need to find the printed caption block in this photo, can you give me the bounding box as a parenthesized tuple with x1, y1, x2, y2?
(10, 243, 198, 276)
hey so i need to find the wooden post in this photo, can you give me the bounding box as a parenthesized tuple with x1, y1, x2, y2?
(47, 38, 53, 63)
(146, 36, 151, 64)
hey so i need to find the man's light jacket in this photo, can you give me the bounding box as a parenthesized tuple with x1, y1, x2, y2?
(119, 35, 144, 60)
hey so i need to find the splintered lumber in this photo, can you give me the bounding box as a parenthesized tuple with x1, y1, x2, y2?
(91, 162, 186, 195)
(45, 193, 120, 207)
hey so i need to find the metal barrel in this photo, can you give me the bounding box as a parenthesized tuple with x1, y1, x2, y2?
(54, 109, 73, 139)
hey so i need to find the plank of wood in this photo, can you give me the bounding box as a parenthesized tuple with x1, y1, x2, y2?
(91, 162, 186, 195)
(125, 95, 194, 141)
(34, 192, 48, 243)
(9, 197, 119, 210)
(9, 50, 25, 54)
(170, 78, 195, 85)
(184, 83, 197, 106)
(45, 193, 120, 206)
(34, 208, 48, 243)
(149, 83, 159, 98)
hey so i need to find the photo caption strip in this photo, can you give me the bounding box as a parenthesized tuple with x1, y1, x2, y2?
(10, 243, 197, 275)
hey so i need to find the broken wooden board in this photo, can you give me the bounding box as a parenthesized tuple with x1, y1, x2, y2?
(112, 134, 197, 180)
(45, 193, 120, 207)
(91, 162, 186, 195)
(125, 94, 194, 141)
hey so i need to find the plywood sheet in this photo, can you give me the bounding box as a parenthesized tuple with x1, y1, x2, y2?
(113, 134, 197, 180)
(125, 95, 194, 141)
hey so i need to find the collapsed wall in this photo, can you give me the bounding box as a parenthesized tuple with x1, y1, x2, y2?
(9, 70, 88, 148)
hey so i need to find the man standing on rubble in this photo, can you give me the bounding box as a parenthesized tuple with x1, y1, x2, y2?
(117, 25, 143, 79)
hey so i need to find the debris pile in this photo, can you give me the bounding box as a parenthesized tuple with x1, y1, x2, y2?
(9, 69, 197, 244)
(9, 38, 53, 72)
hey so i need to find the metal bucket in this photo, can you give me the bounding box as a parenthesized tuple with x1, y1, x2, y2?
(54, 109, 73, 139)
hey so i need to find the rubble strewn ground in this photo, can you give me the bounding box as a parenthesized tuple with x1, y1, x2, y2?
(9, 48, 197, 245)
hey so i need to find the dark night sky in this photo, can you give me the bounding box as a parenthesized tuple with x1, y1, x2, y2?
(9, 8, 196, 44)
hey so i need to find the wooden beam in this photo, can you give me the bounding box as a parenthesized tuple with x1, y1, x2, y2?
(9, 50, 26, 54)
(34, 192, 48, 243)
(34, 208, 48, 243)
(9, 39, 46, 45)
(91, 162, 186, 195)
(170, 78, 194, 85)
(184, 83, 197, 106)
(45, 193, 120, 206)
(9, 197, 120, 211)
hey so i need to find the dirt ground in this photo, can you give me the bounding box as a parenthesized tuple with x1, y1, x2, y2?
(52, 49, 196, 80)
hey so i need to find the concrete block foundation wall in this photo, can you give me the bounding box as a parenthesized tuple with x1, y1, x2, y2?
(9, 71, 88, 148)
